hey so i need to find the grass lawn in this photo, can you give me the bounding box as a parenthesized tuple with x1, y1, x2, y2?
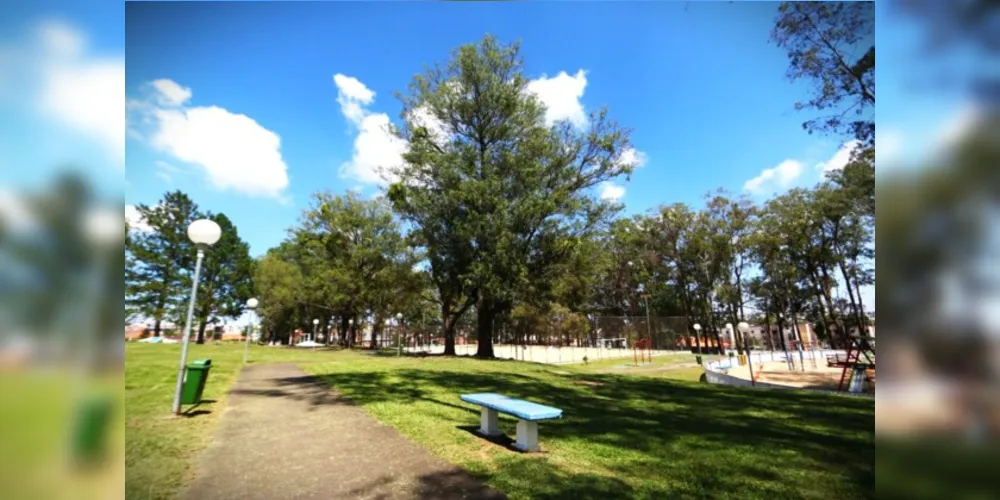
(124, 343, 331, 500)
(125, 343, 875, 499)
(305, 351, 875, 499)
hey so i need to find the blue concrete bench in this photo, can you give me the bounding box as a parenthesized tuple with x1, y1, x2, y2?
(459, 393, 563, 452)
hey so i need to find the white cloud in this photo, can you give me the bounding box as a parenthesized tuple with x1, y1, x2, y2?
(816, 140, 861, 173)
(599, 181, 626, 201)
(743, 159, 805, 194)
(129, 79, 291, 199)
(125, 205, 153, 233)
(150, 79, 192, 107)
(527, 70, 588, 129)
(744, 139, 869, 195)
(407, 105, 451, 147)
(333, 73, 375, 126)
(339, 112, 407, 185)
(32, 20, 125, 164)
(333, 74, 406, 186)
(617, 147, 648, 169)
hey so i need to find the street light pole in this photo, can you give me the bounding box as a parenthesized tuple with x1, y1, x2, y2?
(312, 319, 319, 352)
(396, 313, 403, 356)
(244, 298, 258, 364)
(739, 321, 755, 386)
(172, 219, 222, 415)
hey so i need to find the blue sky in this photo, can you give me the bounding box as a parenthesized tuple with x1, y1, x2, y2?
(3, 1, 979, 315)
(121, 1, 874, 257)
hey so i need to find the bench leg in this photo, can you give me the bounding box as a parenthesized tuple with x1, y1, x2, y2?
(513, 419, 539, 452)
(479, 408, 501, 436)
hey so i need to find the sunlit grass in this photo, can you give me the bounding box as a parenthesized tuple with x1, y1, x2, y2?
(123, 343, 874, 499)
(305, 352, 875, 499)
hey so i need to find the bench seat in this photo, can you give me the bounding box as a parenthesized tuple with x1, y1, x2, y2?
(460, 393, 563, 452)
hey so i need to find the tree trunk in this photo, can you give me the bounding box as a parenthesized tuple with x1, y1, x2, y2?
(154, 318, 162, 337)
(370, 317, 381, 349)
(854, 276, 870, 335)
(838, 260, 866, 338)
(196, 319, 207, 344)
(775, 309, 789, 353)
(475, 297, 496, 358)
(817, 265, 849, 348)
(764, 303, 774, 351)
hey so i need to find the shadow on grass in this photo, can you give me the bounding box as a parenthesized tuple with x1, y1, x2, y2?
(455, 425, 522, 453)
(347, 368, 870, 495)
(225, 362, 874, 498)
(344, 468, 508, 499)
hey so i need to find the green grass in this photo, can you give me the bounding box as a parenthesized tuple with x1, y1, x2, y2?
(124, 342, 336, 500)
(304, 352, 875, 499)
(124, 343, 875, 499)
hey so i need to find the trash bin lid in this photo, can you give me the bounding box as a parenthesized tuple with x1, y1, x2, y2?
(189, 359, 212, 367)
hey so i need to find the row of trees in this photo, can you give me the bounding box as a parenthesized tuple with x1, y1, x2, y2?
(253, 191, 433, 347)
(125, 191, 255, 343)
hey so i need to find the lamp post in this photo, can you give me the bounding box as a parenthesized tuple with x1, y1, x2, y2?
(348, 319, 354, 348)
(312, 319, 319, 351)
(693, 323, 703, 364)
(738, 321, 755, 386)
(172, 218, 222, 415)
(384, 318, 391, 350)
(396, 312, 403, 356)
(244, 298, 258, 364)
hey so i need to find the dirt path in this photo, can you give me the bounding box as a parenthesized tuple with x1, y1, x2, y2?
(181, 363, 505, 500)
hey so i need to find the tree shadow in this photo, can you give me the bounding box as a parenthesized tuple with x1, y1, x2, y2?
(311, 366, 874, 498)
(228, 374, 356, 410)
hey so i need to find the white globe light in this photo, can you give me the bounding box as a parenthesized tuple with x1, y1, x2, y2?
(693, 323, 702, 331)
(737, 322, 750, 334)
(246, 298, 259, 308)
(396, 313, 403, 320)
(187, 219, 222, 246)
(349, 319, 354, 325)
(313, 318, 319, 325)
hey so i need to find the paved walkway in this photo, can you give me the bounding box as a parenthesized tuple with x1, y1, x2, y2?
(182, 363, 505, 500)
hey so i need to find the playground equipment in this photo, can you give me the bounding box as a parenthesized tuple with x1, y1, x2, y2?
(830, 335, 875, 393)
(633, 338, 651, 366)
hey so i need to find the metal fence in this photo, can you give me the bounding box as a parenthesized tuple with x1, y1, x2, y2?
(593, 316, 691, 351)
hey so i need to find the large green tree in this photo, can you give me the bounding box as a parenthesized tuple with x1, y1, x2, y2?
(388, 35, 637, 358)
(125, 191, 199, 337)
(191, 213, 255, 344)
(771, 1, 876, 146)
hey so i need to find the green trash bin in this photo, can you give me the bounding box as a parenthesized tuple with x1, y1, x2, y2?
(72, 393, 113, 464)
(181, 359, 212, 405)
(695, 355, 703, 365)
